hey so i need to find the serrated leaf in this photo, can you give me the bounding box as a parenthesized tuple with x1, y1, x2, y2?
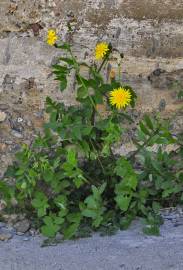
(63, 223, 79, 239)
(73, 176, 83, 188)
(99, 183, 107, 194)
(82, 209, 97, 218)
(125, 175, 138, 190)
(152, 202, 161, 213)
(59, 78, 67, 91)
(52, 64, 68, 73)
(43, 169, 54, 183)
(144, 115, 154, 130)
(139, 121, 151, 136)
(143, 225, 160, 236)
(92, 215, 103, 228)
(59, 57, 74, 65)
(55, 43, 71, 50)
(41, 223, 59, 238)
(77, 86, 88, 99)
(84, 196, 98, 209)
(67, 213, 82, 223)
(67, 149, 77, 166)
(115, 195, 131, 212)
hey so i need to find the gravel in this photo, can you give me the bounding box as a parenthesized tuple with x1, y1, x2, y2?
(0, 216, 183, 270)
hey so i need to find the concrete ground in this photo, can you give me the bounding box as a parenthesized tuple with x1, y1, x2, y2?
(0, 219, 183, 270)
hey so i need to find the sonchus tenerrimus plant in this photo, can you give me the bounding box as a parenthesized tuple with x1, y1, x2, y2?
(1, 28, 182, 240)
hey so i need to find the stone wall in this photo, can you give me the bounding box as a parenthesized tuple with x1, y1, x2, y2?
(0, 0, 183, 176)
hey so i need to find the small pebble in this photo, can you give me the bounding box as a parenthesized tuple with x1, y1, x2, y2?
(0, 111, 7, 122)
(23, 237, 30, 241)
(0, 222, 6, 229)
(0, 233, 12, 241)
(17, 117, 23, 123)
(14, 219, 30, 234)
(11, 130, 23, 138)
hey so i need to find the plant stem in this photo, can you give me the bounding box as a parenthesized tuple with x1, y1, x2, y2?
(97, 55, 109, 73)
(68, 47, 98, 126)
(68, 47, 106, 172)
(97, 45, 112, 73)
(129, 128, 159, 160)
(118, 63, 121, 82)
(90, 139, 105, 174)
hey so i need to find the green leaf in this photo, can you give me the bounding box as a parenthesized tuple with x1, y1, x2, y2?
(144, 115, 154, 130)
(98, 84, 113, 94)
(120, 215, 134, 230)
(93, 91, 103, 104)
(82, 209, 97, 218)
(54, 195, 67, 209)
(54, 216, 65, 225)
(152, 202, 161, 213)
(91, 185, 104, 200)
(143, 225, 160, 236)
(67, 213, 82, 224)
(67, 149, 77, 167)
(59, 57, 74, 65)
(36, 208, 46, 217)
(59, 78, 67, 91)
(84, 195, 98, 209)
(99, 183, 107, 194)
(77, 86, 88, 99)
(63, 223, 79, 239)
(126, 175, 138, 190)
(52, 64, 68, 74)
(115, 157, 135, 179)
(0, 181, 14, 201)
(115, 195, 131, 212)
(20, 182, 27, 189)
(55, 43, 71, 50)
(92, 215, 103, 228)
(73, 176, 84, 188)
(43, 169, 54, 183)
(32, 192, 49, 217)
(139, 121, 151, 136)
(162, 189, 174, 198)
(72, 126, 82, 140)
(82, 126, 92, 136)
(41, 216, 60, 238)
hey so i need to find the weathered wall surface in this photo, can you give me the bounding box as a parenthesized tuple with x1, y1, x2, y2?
(0, 0, 183, 176)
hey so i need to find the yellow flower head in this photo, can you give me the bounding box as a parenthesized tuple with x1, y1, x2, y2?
(95, 42, 109, 60)
(109, 87, 132, 110)
(47, 29, 58, 46)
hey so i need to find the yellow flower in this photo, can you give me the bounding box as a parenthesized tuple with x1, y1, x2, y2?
(109, 87, 132, 109)
(47, 29, 58, 46)
(95, 42, 109, 60)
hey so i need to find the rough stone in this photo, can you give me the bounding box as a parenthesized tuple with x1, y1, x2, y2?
(1, 218, 183, 269)
(11, 130, 23, 139)
(13, 219, 30, 234)
(0, 222, 6, 229)
(0, 200, 7, 212)
(2, 214, 19, 225)
(0, 0, 183, 174)
(0, 111, 6, 122)
(0, 143, 7, 152)
(0, 233, 12, 241)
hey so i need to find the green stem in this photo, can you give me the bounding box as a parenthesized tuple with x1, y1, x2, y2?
(68, 48, 97, 116)
(68, 47, 105, 171)
(90, 139, 105, 174)
(97, 55, 109, 73)
(118, 63, 121, 82)
(129, 128, 159, 160)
